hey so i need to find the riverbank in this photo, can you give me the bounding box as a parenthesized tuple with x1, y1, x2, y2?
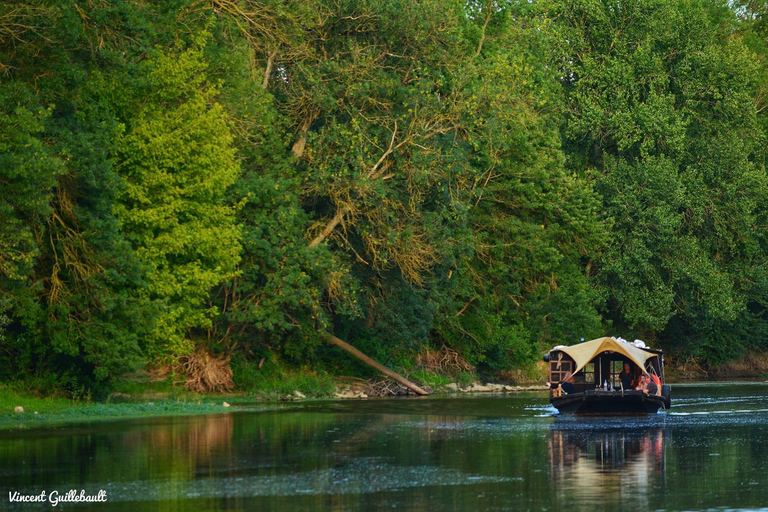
(665, 351, 768, 380)
(0, 377, 547, 431)
(4, 353, 764, 431)
(0, 385, 248, 431)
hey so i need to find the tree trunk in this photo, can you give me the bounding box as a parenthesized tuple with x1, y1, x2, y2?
(321, 332, 430, 396)
(307, 124, 397, 247)
(263, 50, 276, 89)
(292, 116, 314, 158)
(308, 206, 351, 248)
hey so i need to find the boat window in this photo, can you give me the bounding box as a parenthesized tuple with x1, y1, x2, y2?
(583, 363, 595, 384)
(610, 360, 625, 388)
(549, 359, 572, 383)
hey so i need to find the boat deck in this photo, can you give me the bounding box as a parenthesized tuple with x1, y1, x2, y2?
(552, 389, 668, 414)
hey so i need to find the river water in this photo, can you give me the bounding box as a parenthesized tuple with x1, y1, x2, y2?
(3, 382, 768, 511)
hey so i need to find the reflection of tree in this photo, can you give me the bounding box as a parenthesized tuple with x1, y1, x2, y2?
(549, 426, 667, 511)
(119, 414, 236, 485)
(123, 414, 235, 461)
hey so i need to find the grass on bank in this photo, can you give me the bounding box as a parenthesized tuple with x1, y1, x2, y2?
(0, 385, 73, 416)
(409, 369, 475, 389)
(0, 362, 340, 431)
(0, 352, 550, 431)
(230, 356, 337, 398)
(0, 383, 246, 431)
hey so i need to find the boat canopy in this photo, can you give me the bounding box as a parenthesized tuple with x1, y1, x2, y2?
(552, 337, 659, 377)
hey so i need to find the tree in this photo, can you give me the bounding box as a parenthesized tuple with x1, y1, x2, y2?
(546, 0, 768, 361)
(434, 1, 608, 368)
(114, 37, 242, 358)
(213, 0, 609, 371)
(211, 0, 480, 365)
(1, 2, 243, 385)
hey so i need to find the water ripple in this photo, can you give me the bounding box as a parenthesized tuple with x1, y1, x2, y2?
(89, 463, 519, 502)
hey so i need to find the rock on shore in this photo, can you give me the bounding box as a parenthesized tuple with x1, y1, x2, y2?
(443, 383, 546, 393)
(330, 381, 547, 399)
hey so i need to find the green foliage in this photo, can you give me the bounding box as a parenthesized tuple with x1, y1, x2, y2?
(115, 40, 242, 358)
(542, 0, 768, 361)
(0, 26, 148, 384)
(2, 0, 768, 391)
(0, 86, 61, 281)
(0, 4, 241, 387)
(434, 4, 608, 368)
(230, 353, 335, 398)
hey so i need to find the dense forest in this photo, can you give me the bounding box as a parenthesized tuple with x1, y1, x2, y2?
(1, 0, 767, 393)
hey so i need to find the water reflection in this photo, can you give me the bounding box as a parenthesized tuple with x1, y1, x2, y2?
(122, 414, 234, 459)
(7, 386, 768, 511)
(549, 422, 668, 510)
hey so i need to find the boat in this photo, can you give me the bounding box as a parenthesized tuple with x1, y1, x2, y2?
(544, 337, 671, 414)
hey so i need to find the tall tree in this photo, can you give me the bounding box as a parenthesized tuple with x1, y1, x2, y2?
(545, 0, 768, 361)
(212, 0, 480, 365)
(0, 1, 157, 384)
(432, 0, 608, 368)
(211, 0, 609, 370)
(1, 2, 243, 385)
(114, 37, 242, 358)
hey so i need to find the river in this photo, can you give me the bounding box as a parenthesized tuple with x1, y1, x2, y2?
(3, 382, 768, 511)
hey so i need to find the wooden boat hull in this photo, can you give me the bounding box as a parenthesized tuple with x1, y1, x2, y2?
(551, 390, 669, 414)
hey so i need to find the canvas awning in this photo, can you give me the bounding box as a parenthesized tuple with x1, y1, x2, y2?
(551, 337, 659, 377)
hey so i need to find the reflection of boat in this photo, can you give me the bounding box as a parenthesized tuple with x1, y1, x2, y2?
(544, 337, 671, 414)
(549, 423, 667, 508)
(549, 422, 667, 472)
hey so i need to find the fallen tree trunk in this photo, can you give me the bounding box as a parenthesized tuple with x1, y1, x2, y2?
(321, 332, 430, 396)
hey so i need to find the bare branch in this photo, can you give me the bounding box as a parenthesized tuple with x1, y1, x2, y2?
(310, 123, 398, 247)
(366, 121, 398, 179)
(455, 297, 478, 317)
(308, 205, 351, 248)
(323, 332, 430, 395)
(291, 114, 315, 158)
(475, 2, 493, 57)
(262, 50, 276, 89)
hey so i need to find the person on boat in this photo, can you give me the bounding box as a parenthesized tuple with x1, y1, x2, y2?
(547, 372, 576, 394)
(645, 374, 659, 395)
(618, 362, 634, 390)
(635, 374, 659, 395)
(634, 375, 648, 392)
(650, 372, 662, 391)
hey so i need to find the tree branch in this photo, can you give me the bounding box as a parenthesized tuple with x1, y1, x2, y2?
(308, 205, 351, 248)
(475, 3, 493, 57)
(322, 332, 430, 395)
(309, 123, 398, 247)
(262, 50, 276, 89)
(455, 297, 478, 317)
(291, 115, 315, 158)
